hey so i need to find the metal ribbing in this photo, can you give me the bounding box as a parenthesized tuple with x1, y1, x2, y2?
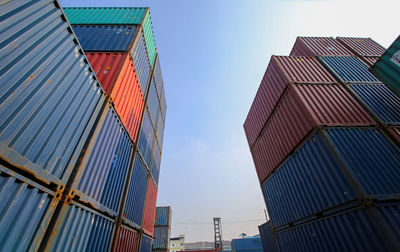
(300, 37, 353, 56)
(142, 11, 156, 66)
(139, 234, 152, 252)
(361, 56, 380, 67)
(156, 109, 165, 149)
(113, 225, 140, 252)
(138, 109, 154, 168)
(147, 77, 160, 128)
(131, 28, 151, 95)
(350, 84, 400, 125)
(154, 56, 164, 97)
(336, 37, 386, 57)
(320, 56, 380, 83)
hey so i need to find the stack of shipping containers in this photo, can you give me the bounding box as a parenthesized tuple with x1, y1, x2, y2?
(0, 1, 166, 251)
(152, 206, 172, 252)
(244, 36, 400, 251)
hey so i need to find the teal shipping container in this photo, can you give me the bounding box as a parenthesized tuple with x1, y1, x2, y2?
(371, 35, 400, 97)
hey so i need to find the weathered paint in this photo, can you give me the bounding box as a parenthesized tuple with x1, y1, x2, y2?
(72, 104, 133, 216)
(290, 37, 353, 57)
(154, 206, 172, 226)
(63, 7, 147, 25)
(152, 226, 171, 249)
(371, 35, 400, 97)
(251, 84, 375, 183)
(319, 56, 381, 83)
(138, 109, 155, 168)
(0, 167, 58, 252)
(142, 177, 158, 236)
(336, 37, 386, 57)
(124, 154, 148, 228)
(350, 84, 400, 125)
(244, 56, 337, 148)
(0, 0, 105, 186)
(142, 12, 156, 66)
(45, 201, 114, 251)
(131, 28, 151, 95)
(139, 234, 152, 252)
(259, 222, 278, 252)
(113, 225, 140, 252)
(71, 25, 138, 52)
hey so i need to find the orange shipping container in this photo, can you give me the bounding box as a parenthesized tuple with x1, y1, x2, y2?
(142, 177, 158, 236)
(87, 52, 144, 142)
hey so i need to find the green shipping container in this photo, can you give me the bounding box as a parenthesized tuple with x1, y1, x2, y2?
(63, 7, 157, 66)
(371, 35, 400, 97)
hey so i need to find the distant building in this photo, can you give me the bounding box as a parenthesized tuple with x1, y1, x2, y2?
(170, 235, 185, 252)
(184, 241, 231, 251)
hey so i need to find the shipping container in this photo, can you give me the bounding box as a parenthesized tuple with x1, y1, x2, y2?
(71, 25, 138, 52)
(124, 154, 148, 228)
(251, 84, 375, 183)
(70, 103, 133, 217)
(151, 138, 162, 185)
(371, 35, 400, 97)
(139, 234, 153, 252)
(259, 222, 278, 252)
(142, 12, 157, 66)
(275, 203, 400, 252)
(142, 177, 158, 236)
(156, 109, 166, 149)
(152, 226, 171, 249)
(138, 109, 155, 168)
(160, 86, 167, 123)
(231, 237, 263, 252)
(386, 126, 400, 145)
(148, 77, 160, 128)
(86, 52, 145, 143)
(349, 84, 400, 125)
(0, 166, 59, 252)
(113, 225, 140, 252)
(0, 0, 105, 187)
(360, 56, 380, 67)
(336, 37, 386, 57)
(154, 206, 172, 226)
(290, 37, 353, 57)
(131, 28, 152, 94)
(63, 7, 147, 25)
(154, 56, 164, 98)
(45, 200, 115, 251)
(319, 56, 381, 83)
(244, 56, 337, 147)
(262, 127, 400, 227)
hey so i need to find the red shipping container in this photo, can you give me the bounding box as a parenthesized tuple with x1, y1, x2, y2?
(361, 56, 380, 67)
(244, 56, 337, 148)
(142, 177, 157, 236)
(113, 225, 140, 252)
(87, 52, 144, 142)
(251, 84, 376, 183)
(290, 37, 353, 57)
(336, 37, 386, 57)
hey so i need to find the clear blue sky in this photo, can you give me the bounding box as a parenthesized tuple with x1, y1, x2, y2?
(61, 0, 399, 242)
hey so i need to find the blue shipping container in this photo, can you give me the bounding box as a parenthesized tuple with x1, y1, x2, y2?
(350, 84, 400, 125)
(139, 234, 152, 252)
(156, 109, 165, 149)
(147, 77, 160, 128)
(0, 167, 58, 251)
(124, 154, 148, 228)
(151, 137, 162, 185)
(72, 104, 133, 216)
(231, 237, 263, 252)
(259, 222, 278, 252)
(262, 128, 400, 228)
(160, 86, 167, 122)
(45, 201, 114, 251)
(275, 203, 400, 252)
(138, 109, 155, 168)
(152, 226, 170, 249)
(154, 206, 172, 226)
(131, 28, 151, 95)
(71, 25, 138, 52)
(319, 56, 381, 83)
(0, 0, 105, 186)
(153, 56, 164, 98)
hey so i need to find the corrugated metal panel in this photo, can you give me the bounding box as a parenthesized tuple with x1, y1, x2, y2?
(251, 84, 374, 183)
(361, 56, 380, 67)
(46, 201, 114, 251)
(275, 206, 398, 252)
(114, 225, 140, 252)
(154, 56, 164, 98)
(142, 177, 158, 236)
(124, 154, 148, 228)
(142, 13, 156, 66)
(72, 104, 133, 216)
(148, 77, 160, 128)
(160, 86, 167, 122)
(262, 132, 357, 228)
(86, 53, 127, 94)
(131, 28, 151, 95)
(139, 234, 152, 252)
(231, 237, 263, 252)
(138, 109, 155, 168)
(151, 137, 162, 185)
(63, 7, 147, 25)
(350, 84, 400, 125)
(153, 226, 170, 249)
(244, 56, 337, 148)
(259, 222, 278, 252)
(325, 128, 400, 196)
(290, 37, 353, 57)
(71, 25, 138, 52)
(387, 126, 400, 145)
(0, 167, 57, 252)
(371, 35, 400, 98)
(319, 56, 381, 83)
(0, 0, 105, 186)
(156, 109, 165, 150)
(154, 206, 172, 226)
(336, 37, 386, 57)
